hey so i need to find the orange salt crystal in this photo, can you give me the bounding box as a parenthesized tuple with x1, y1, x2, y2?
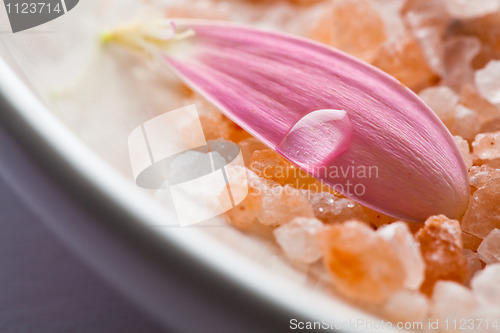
(446, 12, 500, 69)
(378, 222, 425, 290)
(477, 228, 500, 264)
(431, 281, 480, 323)
(308, 0, 386, 63)
(274, 217, 324, 264)
(238, 137, 268, 166)
(249, 149, 320, 190)
(181, 95, 233, 142)
(372, 36, 439, 92)
(224, 172, 264, 229)
(462, 231, 484, 252)
(226, 120, 252, 143)
(383, 290, 429, 323)
(224, 186, 262, 229)
(418, 86, 482, 141)
(469, 165, 500, 190)
(416, 215, 469, 295)
(452, 105, 481, 142)
(441, 36, 481, 91)
(454, 136, 473, 169)
(462, 178, 500, 239)
(404, 0, 448, 76)
(201, 113, 252, 142)
(306, 191, 366, 224)
(460, 84, 500, 132)
(462, 250, 483, 285)
(199, 114, 232, 141)
(319, 221, 406, 304)
(224, 170, 281, 241)
(257, 185, 315, 226)
(472, 131, 500, 161)
(418, 86, 459, 132)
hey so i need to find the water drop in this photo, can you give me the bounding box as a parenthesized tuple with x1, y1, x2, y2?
(276, 109, 353, 174)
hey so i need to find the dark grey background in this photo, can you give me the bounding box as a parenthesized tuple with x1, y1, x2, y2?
(0, 176, 168, 333)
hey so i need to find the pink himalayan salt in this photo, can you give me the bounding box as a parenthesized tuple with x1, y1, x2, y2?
(181, 96, 230, 145)
(477, 228, 500, 264)
(460, 84, 500, 131)
(472, 131, 500, 160)
(373, 0, 407, 44)
(378, 222, 425, 290)
(419, 86, 480, 140)
(416, 215, 469, 295)
(372, 35, 439, 91)
(442, 37, 481, 91)
(453, 136, 472, 169)
(404, 0, 448, 76)
(406, 12, 444, 76)
(319, 221, 406, 304)
(419, 86, 458, 127)
(453, 105, 481, 141)
(444, 0, 500, 20)
(462, 249, 484, 285)
(308, 0, 386, 63)
(431, 281, 480, 325)
(185, 95, 251, 143)
(249, 149, 322, 191)
(462, 178, 500, 239)
(462, 232, 484, 252)
(383, 290, 429, 323)
(476, 60, 500, 105)
(224, 170, 267, 229)
(274, 217, 324, 264)
(306, 191, 366, 224)
(469, 165, 500, 189)
(448, 11, 500, 69)
(471, 263, 500, 309)
(238, 137, 267, 166)
(257, 184, 315, 226)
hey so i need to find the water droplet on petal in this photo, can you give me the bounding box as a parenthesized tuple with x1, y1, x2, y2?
(276, 109, 353, 175)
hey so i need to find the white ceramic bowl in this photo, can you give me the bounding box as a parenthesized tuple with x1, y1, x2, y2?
(0, 2, 405, 332)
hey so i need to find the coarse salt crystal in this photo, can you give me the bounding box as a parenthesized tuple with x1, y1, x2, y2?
(454, 136, 472, 169)
(472, 131, 500, 160)
(416, 215, 469, 294)
(319, 220, 406, 304)
(445, 0, 500, 20)
(431, 281, 480, 325)
(469, 165, 500, 189)
(462, 249, 483, 284)
(477, 228, 500, 264)
(274, 217, 324, 264)
(471, 263, 500, 309)
(383, 290, 429, 323)
(378, 222, 425, 290)
(476, 60, 500, 105)
(307, 191, 366, 224)
(462, 178, 500, 239)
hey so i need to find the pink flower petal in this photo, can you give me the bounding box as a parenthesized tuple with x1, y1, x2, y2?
(108, 19, 470, 222)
